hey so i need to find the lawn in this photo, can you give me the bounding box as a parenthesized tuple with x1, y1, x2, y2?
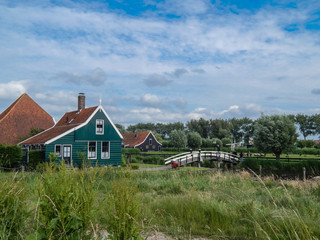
(1, 165, 320, 239)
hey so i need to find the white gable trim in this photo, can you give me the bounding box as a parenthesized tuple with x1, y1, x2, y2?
(134, 131, 162, 148)
(45, 105, 122, 145)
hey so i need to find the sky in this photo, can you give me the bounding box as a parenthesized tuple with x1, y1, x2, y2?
(0, 0, 320, 126)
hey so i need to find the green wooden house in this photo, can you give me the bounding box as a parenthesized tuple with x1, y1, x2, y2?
(20, 94, 123, 167)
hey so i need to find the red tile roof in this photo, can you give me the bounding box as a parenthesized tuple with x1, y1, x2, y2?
(20, 106, 98, 145)
(0, 93, 55, 145)
(122, 132, 150, 147)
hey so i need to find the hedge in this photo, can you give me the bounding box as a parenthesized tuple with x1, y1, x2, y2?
(241, 158, 320, 174)
(122, 148, 141, 154)
(130, 155, 164, 165)
(0, 145, 22, 169)
(292, 148, 320, 155)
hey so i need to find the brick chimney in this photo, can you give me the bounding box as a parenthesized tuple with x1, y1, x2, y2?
(78, 93, 85, 111)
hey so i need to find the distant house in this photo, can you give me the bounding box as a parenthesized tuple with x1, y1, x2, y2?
(0, 93, 55, 145)
(122, 131, 162, 152)
(20, 93, 123, 167)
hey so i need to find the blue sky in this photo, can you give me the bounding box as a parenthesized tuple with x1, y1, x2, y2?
(0, 0, 320, 125)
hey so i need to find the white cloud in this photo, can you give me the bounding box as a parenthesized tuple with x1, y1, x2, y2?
(141, 94, 161, 105)
(1, 1, 320, 124)
(0, 81, 27, 99)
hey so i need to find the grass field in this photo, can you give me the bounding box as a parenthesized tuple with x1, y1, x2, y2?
(1, 165, 320, 239)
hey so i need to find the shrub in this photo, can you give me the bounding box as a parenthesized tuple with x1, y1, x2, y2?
(201, 138, 214, 148)
(297, 140, 315, 148)
(28, 150, 45, 170)
(0, 145, 22, 169)
(221, 138, 232, 147)
(212, 138, 222, 148)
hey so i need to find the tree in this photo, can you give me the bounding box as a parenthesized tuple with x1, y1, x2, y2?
(209, 119, 231, 139)
(253, 115, 298, 159)
(151, 131, 164, 143)
(169, 130, 187, 150)
(187, 132, 202, 150)
(115, 124, 126, 134)
(241, 118, 254, 145)
(228, 118, 243, 143)
(295, 114, 315, 140)
(186, 118, 210, 138)
(157, 122, 185, 138)
(311, 114, 320, 137)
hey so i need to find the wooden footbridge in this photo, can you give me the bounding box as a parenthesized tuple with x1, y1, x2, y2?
(164, 151, 240, 168)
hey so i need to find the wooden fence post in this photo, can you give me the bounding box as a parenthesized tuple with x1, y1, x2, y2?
(303, 167, 306, 181)
(259, 165, 262, 177)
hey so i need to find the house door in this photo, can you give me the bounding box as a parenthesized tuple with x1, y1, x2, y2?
(63, 145, 72, 165)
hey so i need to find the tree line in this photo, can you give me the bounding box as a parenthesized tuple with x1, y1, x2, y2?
(117, 113, 320, 143)
(116, 113, 320, 158)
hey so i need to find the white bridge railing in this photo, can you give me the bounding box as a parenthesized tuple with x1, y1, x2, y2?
(165, 151, 240, 166)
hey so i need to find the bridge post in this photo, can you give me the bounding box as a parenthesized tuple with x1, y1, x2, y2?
(217, 159, 221, 168)
(198, 149, 201, 168)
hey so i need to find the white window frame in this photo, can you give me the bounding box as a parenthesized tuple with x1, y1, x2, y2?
(101, 141, 110, 159)
(63, 145, 72, 159)
(88, 141, 97, 159)
(149, 138, 152, 145)
(96, 119, 104, 135)
(55, 144, 62, 157)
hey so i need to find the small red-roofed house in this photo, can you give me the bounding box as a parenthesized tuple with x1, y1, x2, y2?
(122, 131, 162, 152)
(0, 93, 55, 145)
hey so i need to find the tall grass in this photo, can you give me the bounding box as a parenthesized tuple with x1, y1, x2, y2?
(34, 162, 98, 239)
(136, 170, 320, 239)
(1, 166, 320, 239)
(102, 169, 141, 239)
(0, 173, 28, 239)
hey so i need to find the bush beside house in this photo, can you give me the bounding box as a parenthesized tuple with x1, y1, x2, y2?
(0, 145, 22, 169)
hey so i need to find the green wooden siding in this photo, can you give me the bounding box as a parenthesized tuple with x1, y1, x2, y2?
(75, 110, 122, 141)
(45, 109, 122, 167)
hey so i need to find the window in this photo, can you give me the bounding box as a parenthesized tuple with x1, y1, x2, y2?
(63, 145, 71, 159)
(55, 145, 61, 156)
(101, 141, 110, 159)
(96, 119, 104, 134)
(149, 138, 152, 145)
(88, 142, 97, 159)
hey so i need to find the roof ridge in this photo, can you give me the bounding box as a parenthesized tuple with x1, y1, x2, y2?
(0, 93, 27, 124)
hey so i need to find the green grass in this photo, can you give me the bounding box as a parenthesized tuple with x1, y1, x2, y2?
(1, 167, 320, 239)
(131, 163, 164, 168)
